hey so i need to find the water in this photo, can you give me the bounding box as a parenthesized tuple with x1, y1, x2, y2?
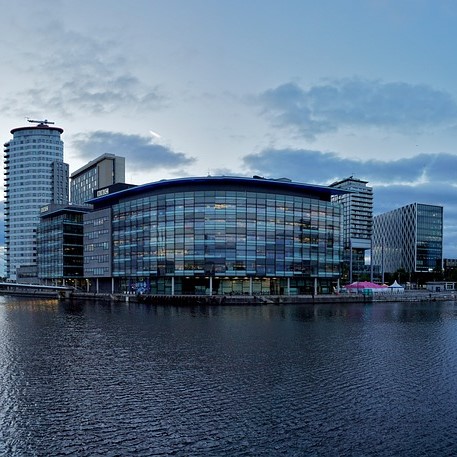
(1, 298, 457, 456)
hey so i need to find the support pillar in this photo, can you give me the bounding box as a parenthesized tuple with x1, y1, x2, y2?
(314, 277, 318, 296)
(96, 278, 99, 294)
(287, 277, 290, 295)
(209, 277, 213, 295)
(111, 278, 114, 294)
(171, 276, 175, 296)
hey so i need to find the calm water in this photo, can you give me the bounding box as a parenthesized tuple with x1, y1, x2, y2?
(1, 298, 457, 456)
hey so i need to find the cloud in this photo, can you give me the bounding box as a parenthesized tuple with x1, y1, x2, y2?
(72, 131, 196, 172)
(257, 79, 457, 139)
(243, 147, 457, 256)
(0, 19, 166, 117)
(243, 148, 457, 187)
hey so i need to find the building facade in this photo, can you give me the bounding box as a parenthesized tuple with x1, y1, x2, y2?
(372, 203, 443, 276)
(330, 176, 373, 282)
(3, 121, 68, 280)
(85, 176, 346, 296)
(444, 258, 457, 278)
(84, 206, 112, 281)
(70, 153, 125, 205)
(37, 204, 89, 284)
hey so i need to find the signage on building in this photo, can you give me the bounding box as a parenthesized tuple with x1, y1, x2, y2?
(96, 188, 110, 197)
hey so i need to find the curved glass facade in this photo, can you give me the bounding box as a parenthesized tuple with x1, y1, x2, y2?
(87, 178, 343, 295)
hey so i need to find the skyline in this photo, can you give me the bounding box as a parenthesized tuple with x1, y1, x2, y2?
(2, 1, 457, 256)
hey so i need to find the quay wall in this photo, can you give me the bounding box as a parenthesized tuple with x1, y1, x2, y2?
(70, 292, 369, 305)
(69, 290, 457, 305)
(0, 289, 454, 305)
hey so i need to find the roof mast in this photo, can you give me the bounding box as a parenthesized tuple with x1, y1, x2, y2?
(27, 118, 55, 126)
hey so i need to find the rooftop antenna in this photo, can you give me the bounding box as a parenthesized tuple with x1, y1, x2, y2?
(27, 118, 55, 125)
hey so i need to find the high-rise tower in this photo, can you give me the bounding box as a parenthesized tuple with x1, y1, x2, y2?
(4, 120, 69, 280)
(330, 176, 373, 283)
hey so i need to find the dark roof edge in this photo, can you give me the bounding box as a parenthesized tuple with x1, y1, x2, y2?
(87, 175, 348, 205)
(11, 125, 64, 135)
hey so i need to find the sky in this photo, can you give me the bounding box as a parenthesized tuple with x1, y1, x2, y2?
(2, 0, 457, 256)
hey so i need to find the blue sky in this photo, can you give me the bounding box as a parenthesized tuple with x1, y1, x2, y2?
(2, 0, 457, 256)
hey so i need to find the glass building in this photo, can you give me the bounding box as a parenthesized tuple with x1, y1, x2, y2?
(85, 176, 345, 296)
(3, 121, 69, 280)
(372, 203, 443, 275)
(37, 204, 89, 284)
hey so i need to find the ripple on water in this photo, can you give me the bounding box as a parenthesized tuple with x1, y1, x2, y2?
(1, 300, 457, 455)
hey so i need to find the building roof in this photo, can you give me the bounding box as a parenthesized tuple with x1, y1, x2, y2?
(330, 176, 369, 187)
(10, 124, 63, 135)
(88, 175, 348, 207)
(70, 153, 123, 178)
(39, 203, 91, 219)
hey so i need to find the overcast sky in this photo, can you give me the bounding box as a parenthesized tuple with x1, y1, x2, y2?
(2, 0, 457, 256)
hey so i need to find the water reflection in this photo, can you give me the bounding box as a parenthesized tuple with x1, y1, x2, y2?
(0, 298, 457, 456)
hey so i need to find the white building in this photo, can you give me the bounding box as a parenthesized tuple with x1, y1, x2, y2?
(4, 120, 68, 280)
(330, 176, 373, 282)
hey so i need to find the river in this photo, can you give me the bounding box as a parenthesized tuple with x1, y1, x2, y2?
(1, 297, 457, 456)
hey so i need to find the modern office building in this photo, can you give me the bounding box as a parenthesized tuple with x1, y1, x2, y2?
(70, 153, 125, 205)
(372, 203, 443, 276)
(37, 203, 90, 285)
(330, 176, 373, 282)
(85, 176, 346, 296)
(3, 120, 69, 280)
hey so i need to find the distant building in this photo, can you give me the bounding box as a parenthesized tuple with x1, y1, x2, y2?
(444, 258, 457, 270)
(372, 203, 443, 275)
(85, 176, 346, 295)
(16, 265, 39, 284)
(70, 153, 125, 205)
(330, 176, 373, 282)
(3, 120, 69, 280)
(443, 258, 457, 280)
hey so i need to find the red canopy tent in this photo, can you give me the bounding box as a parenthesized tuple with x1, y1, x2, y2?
(346, 281, 387, 290)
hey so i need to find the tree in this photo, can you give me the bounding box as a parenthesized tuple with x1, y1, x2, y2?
(395, 268, 407, 284)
